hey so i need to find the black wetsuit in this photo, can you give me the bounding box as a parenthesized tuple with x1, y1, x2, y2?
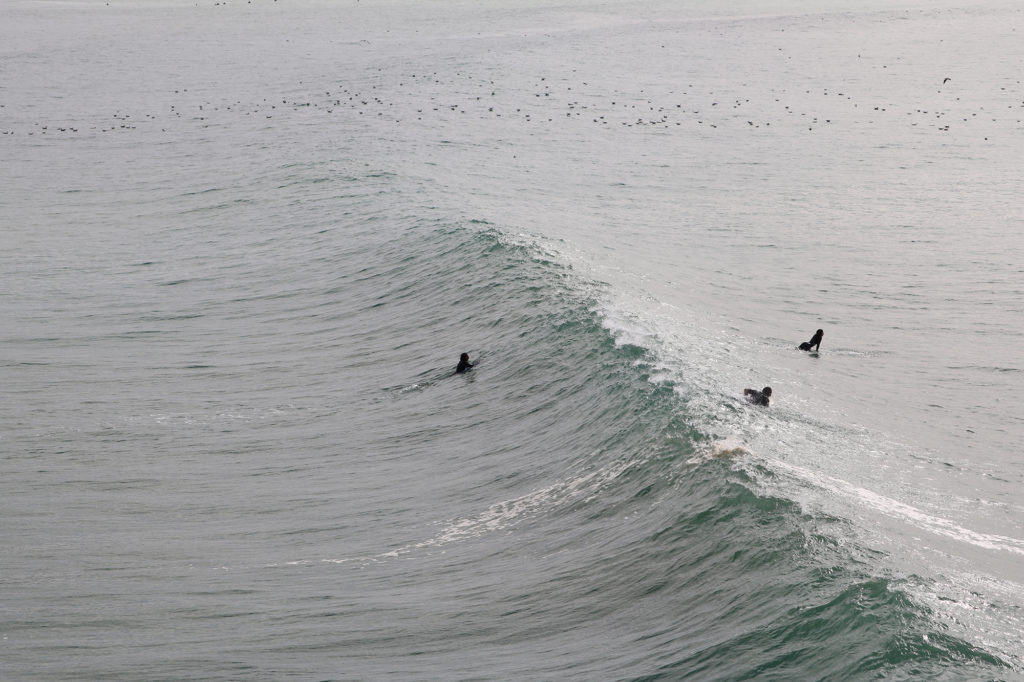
(745, 389, 770, 407)
(799, 329, 823, 352)
(456, 358, 474, 373)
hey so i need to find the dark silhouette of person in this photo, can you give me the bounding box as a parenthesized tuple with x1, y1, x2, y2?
(455, 352, 474, 373)
(799, 329, 823, 352)
(744, 386, 772, 406)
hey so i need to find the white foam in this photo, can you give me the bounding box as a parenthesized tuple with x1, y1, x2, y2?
(748, 455, 1024, 557)
(316, 455, 634, 566)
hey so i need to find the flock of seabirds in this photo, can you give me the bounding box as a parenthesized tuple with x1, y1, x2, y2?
(455, 329, 824, 409)
(7, 48, 1022, 139)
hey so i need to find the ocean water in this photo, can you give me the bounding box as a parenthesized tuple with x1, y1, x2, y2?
(3, 0, 1023, 679)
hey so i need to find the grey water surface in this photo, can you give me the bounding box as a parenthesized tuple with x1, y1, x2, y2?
(3, 0, 1023, 679)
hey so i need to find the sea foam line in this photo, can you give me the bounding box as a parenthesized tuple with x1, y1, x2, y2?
(307, 456, 635, 567)
(761, 457, 1024, 557)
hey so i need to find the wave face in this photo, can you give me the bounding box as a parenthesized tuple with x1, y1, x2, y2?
(314, 224, 1011, 681)
(321, 224, 1011, 681)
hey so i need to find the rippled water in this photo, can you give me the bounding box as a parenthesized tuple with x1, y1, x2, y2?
(3, 0, 1023, 679)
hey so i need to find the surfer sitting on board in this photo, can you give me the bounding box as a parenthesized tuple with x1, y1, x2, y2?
(455, 353, 474, 374)
(798, 329, 823, 352)
(744, 386, 772, 407)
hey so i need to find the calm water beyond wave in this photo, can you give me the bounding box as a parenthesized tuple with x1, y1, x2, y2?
(3, 0, 1024, 679)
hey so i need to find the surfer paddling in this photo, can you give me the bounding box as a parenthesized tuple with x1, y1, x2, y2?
(744, 386, 772, 407)
(798, 329, 823, 352)
(455, 352, 474, 374)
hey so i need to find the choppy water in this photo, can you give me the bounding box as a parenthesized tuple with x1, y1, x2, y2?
(3, 0, 1023, 679)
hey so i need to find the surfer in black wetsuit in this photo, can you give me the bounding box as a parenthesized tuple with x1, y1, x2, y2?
(744, 386, 772, 406)
(455, 352, 474, 373)
(799, 329, 823, 352)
